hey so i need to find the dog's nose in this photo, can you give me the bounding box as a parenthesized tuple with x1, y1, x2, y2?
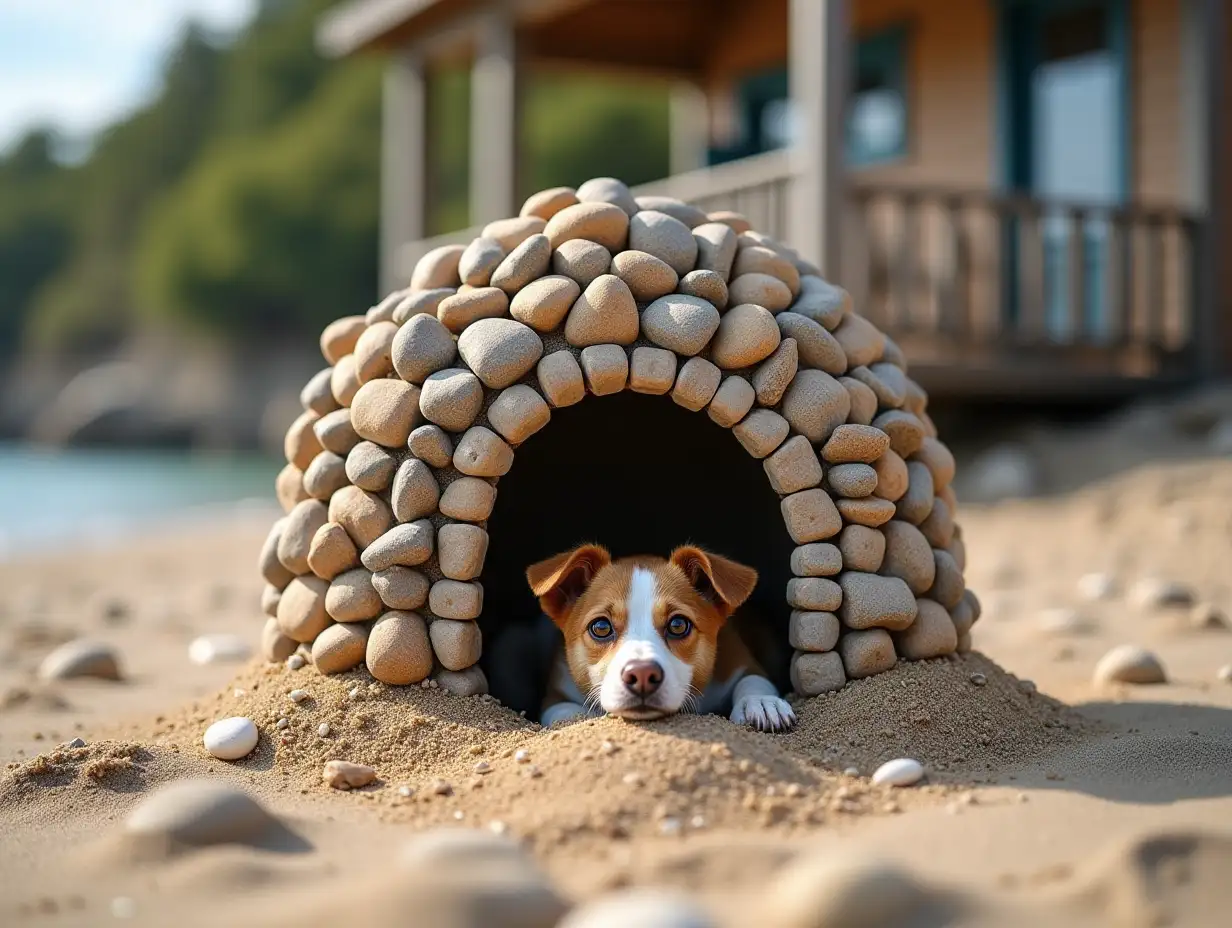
(621, 660, 663, 696)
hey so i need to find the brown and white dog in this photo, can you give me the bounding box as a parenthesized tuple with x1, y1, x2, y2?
(526, 544, 796, 732)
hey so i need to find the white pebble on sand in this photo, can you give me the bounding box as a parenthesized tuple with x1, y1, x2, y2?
(515, 749, 530, 763)
(559, 889, 715, 928)
(871, 758, 924, 787)
(318, 723, 330, 737)
(1217, 665, 1232, 682)
(110, 897, 137, 919)
(1094, 645, 1167, 685)
(286, 654, 306, 670)
(275, 718, 289, 730)
(203, 717, 258, 761)
(1076, 572, 1117, 602)
(398, 785, 414, 797)
(843, 767, 860, 777)
(1128, 577, 1194, 610)
(289, 689, 309, 703)
(187, 634, 251, 666)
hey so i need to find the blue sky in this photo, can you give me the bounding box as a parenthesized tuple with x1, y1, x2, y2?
(0, 0, 257, 154)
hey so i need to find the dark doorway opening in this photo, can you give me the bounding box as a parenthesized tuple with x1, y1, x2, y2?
(479, 391, 796, 716)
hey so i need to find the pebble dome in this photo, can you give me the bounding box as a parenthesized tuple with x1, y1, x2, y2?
(257, 176, 981, 699)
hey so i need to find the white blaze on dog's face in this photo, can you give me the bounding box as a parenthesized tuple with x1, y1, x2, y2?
(527, 545, 758, 720)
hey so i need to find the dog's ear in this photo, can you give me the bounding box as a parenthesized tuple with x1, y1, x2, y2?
(670, 546, 758, 616)
(526, 544, 611, 625)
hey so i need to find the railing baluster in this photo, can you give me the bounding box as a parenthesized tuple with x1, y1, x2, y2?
(1017, 201, 1045, 343)
(895, 192, 918, 332)
(1144, 214, 1164, 348)
(1105, 208, 1129, 346)
(1067, 208, 1087, 344)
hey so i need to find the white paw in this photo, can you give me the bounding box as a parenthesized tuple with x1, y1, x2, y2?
(730, 695, 796, 732)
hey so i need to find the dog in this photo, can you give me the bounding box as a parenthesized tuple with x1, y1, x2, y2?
(525, 543, 796, 732)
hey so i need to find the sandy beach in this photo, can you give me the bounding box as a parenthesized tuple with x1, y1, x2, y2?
(2, 407, 1232, 927)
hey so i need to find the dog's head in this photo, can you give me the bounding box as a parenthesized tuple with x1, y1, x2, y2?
(526, 544, 757, 720)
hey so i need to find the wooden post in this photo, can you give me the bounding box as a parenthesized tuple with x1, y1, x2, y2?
(381, 47, 427, 294)
(1196, 0, 1229, 377)
(788, 0, 848, 280)
(470, 6, 520, 227)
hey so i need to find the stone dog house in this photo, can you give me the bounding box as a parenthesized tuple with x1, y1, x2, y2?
(257, 176, 981, 708)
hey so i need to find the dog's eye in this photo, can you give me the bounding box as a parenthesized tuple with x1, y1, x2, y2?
(588, 617, 614, 640)
(666, 615, 692, 639)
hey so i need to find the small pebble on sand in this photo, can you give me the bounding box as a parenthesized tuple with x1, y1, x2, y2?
(1129, 577, 1195, 610)
(969, 672, 987, 686)
(430, 779, 453, 796)
(318, 723, 330, 737)
(38, 639, 122, 682)
(474, 761, 491, 774)
(659, 817, 682, 836)
(871, 757, 925, 787)
(61, 737, 87, 749)
(525, 765, 543, 778)
(1094, 645, 1167, 685)
(286, 654, 306, 670)
(110, 897, 137, 920)
(187, 634, 251, 666)
(489, 820, 509, 835)
(1217, 665, 1232, 682)
(397, 785, 414, 797)
(275, 718, 289, 730)
(515, 749, 530, 763)
(843, 766, 859, 777)
(322, 760, 376, 790)
(1077, 572, 1117, 601)
(289, 689, 309, 703)
(622, 772, 644, 786)
(203, 716, 259, 761)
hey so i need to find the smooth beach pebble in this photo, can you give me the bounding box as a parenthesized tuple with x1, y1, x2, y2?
(125, 780, 276, 846)
(203, 717, 259, 761)
(558, 889, 716, 928)
(188, 634, 251, 666)
(322, 760, 377, 790)
(1094, 645, 1167, 685)
(871, 757, 925, 787)
(38, 639, 122, 682)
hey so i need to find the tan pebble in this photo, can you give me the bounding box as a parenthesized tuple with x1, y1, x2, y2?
(728, 273, 792, 313)
(360, 520, 435, 571)
(366, 611, 432, 684)
(302, 451, 348, 500)
(328, 485, 394, 548)
(438, 524, 489, 581)
(789, 611, 841, 652)
(641, 294, 719, 356)
(782, 369, 850, 443)
(439, 477, 498, 522)
(323, 759, 376, 790)
(872, 449, 909, 501)
(407, 424, 453, 467)
(521, 186, 578, 221)
(345, 441, 396, 493)
(781, 489, 842, 544)
(368, 289, 408, 325)
(552, 238, 611, 288)
(330, 354, 361, 407)
(430, 579, 484, 620)
(313, 408, 361, 456)
(545, 201, 629, 252)
(430, 619, 482, 671)
(839, 628, 898, 678)
(612, 250, 678, 301)
(320, 316, 366, 366)
(537, 350, 586, 407)
(840, 376, 878, 426)
(913, 437, 956, 491)
(262, 618, 297, 662)
(275, 464, 308, 514)
(510, 275, 580, 332)
(482, 215, 547, 251)
(678, 269, 728, 309)
(671, 356, 722, 411)
(733, 408, 790, 459)
(822, 424, 890, 464)
(350, 379, 421, 448)
(488, 384, 551, 444)
(490, 233, 551, 294)
(790, 276, 850, 329)
(411, 244, 464, 291)
(896, 462, 935, 525)
(1094, 645, 1167, 685)
(260, 520, 295, 589)
(837, 524, 885, 572)
(826, 462, 877, 498)
(318, 722, 330, 737)
(312, 623, 369, 673)
(634, 195, 708, 227)
(276, 576, 330, 642)
(930, 549, 965, 608)
(776, 312, 846, 375)
(628, 346, 677, 395)
(301, 368, 340, 417)
(278, 499, 328, 574)
(708, 375, 755, 428)
(832, 313, 885, 367)
(437, 287, 509, 335)
(580, 344, 629, 396)
(838, 572, 917, 631)
(459, 236, 506, 288)
(734, 245, 801, 297)
(326, 568, 382, 622)
(284, 410, 322, 471)
(849, 364, 902, 409)
(710, 303, 781, 369)
(261, 584, 282, 618)
(788, 578, 842, 611)
(1216, 665, 1232, 683)
(458, 317, 544, 389)
(371, 566, 429, 611)
(791, 543, 843, 577)
(289, 688, 309, 702)
(873, 410, 926, 458)
(628, 210, 697, 276)
(692, 222, 738, 280)
(707, 210, 751, 233)
(576, 176, 638, 215)
(37, 640, 121, 682)
(419, 368, 483, 432)
(391, 313, 457, 385)
(308, 522, 360, 581)
(894, 598, 957, 659)
(837, 497, 896, 527)
(763, 435, 823, 494)
(880, 521, 936, 595)
(791, 651, 846, 695)
(436, 665, 489, 696)
(392, 288, 455, 325)
(564, 275, 638, 347)
(353, 321, 398, 384)
(752, 337, 798, 407)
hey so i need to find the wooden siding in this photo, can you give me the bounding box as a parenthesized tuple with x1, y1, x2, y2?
(1135, 0, 1184, 204)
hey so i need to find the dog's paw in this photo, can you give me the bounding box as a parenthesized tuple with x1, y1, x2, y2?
(730, 695, 796, 732)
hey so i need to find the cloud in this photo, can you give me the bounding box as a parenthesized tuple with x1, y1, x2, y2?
(0, 0, 257, 152)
